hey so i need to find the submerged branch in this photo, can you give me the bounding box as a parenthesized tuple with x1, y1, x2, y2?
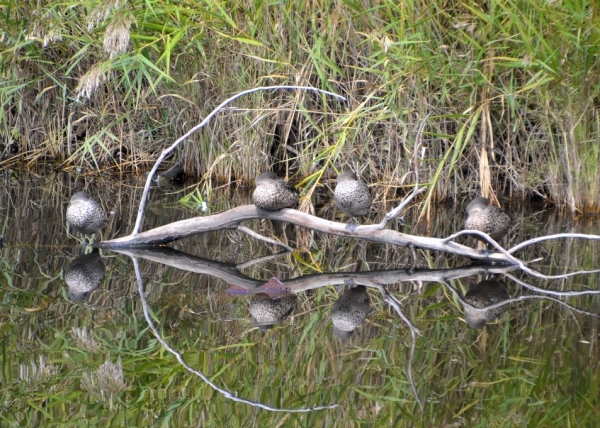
(113, 246, 517, 292)
(441, 280, 600, 319)
(504, 273, 600, 298)
(375, 284, 424, 411)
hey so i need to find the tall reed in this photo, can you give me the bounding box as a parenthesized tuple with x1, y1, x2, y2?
(0, 0, 598, 210)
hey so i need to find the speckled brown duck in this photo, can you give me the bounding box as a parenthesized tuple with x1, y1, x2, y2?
(252, 172, 299, 211)
(67, 191, 106, 235)
(249, 293, 297, 330)
(464, 196, 510, 242)
(333, 171, 372, 219)
(331, 285, 370, 339)
(463, 280, 509, 329)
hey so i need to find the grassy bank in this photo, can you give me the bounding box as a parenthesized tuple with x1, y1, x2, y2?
(0, 0, 598, 211)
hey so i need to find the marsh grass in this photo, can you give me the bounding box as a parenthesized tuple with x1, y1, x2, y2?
(1, 1, 598, 211)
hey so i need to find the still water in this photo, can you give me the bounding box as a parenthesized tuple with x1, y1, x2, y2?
(2, 170, 600, 427)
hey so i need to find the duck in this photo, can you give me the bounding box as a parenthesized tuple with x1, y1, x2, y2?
(333, 171, 372, 218)
(464, 196, 510, 242)
(252, 172, 299, 211)
(67, 191, 106, 236)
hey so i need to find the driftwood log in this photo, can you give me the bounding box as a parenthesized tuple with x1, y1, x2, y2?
(100, 202, 517, 264)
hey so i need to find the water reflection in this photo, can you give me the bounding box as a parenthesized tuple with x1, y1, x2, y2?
(157, 163, 186, 192)
(331, 285, 370, 339)
(64, 249, 105, 302)
(462, 279, 510, 329)
(249, 293, 296, 330)
(4, 173, 600, 425)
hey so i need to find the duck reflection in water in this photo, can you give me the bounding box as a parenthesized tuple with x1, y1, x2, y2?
(463, 279, 510, 329)
(249, 293, 297, 330)
(64, 249, 106, 302)
(331, 285, 370, 339)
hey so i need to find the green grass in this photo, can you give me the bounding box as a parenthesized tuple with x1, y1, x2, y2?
(0, 0, 598, 212)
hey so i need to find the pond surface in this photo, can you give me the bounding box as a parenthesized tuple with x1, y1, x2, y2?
(2, 170, 600, 427)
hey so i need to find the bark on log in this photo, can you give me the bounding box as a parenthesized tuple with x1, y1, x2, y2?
(100, 204, 516, 264)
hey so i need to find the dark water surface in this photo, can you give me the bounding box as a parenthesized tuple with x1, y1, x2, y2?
(2, 171, 600, 427)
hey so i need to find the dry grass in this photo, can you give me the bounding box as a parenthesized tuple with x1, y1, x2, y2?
(0, 0, 598, 211)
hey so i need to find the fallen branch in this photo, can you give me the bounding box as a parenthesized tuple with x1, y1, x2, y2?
(102, 181, 526, 264)
(101, 204, 515, 262)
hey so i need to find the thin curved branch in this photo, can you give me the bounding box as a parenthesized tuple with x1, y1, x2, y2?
(445, 230, 600, 278)
(411, 112, 430, 192)
(504, 273, 600, 297)
(132, 86, 346, 235)
(443, 229, 541, 274)
(378, 114, 430, 228)
(509, 295, 599, 317)
(508, 233, 600, 254)
(378, 186, 427, 228)
(377, 287, 422, 337)
(441, 280, 600, 318)
(235, 251, 292, 270)
(132, 256, 338, 412)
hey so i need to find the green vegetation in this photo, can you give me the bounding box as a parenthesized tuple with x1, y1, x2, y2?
(1, 0, 598, 210)
(2, 3, 599, 421)
(1, 196, 600, 426)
